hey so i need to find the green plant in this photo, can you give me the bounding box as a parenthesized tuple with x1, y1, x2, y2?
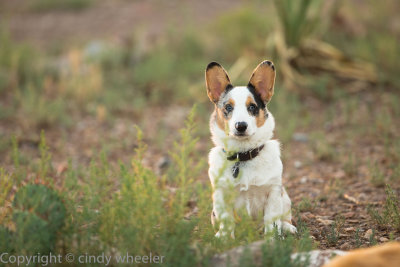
(0, 225, 13, 254)
(273, 0, 324, 48)
(344, 153, 358, 177)
(0, 169, 12, 208)
(29, 0, 93, 12)
(262, 231, 311, 267)
(0, 184, 67, 256)
(369, 229, 377, 245)
(311, 131, 336, 162)
(297, 197, 315, 212)
(326, 222, 340, 246)
(12, 211, 56, 255)
(369, 162, 386, 187)
(354, 228, 361, 248)
(368, 185, 400, 231)
(13, 184, 66, 233)
(0, 29, 37, 93)
(213, 7, 271, 58)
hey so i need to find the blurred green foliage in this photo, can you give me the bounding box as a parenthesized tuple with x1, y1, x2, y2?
(0, 0, 400, 265)
(29, 0, 93, 12)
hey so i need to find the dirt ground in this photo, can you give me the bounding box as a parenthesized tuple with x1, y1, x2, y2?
(0, 0, 242, 48)
(1, 0, 399, 252)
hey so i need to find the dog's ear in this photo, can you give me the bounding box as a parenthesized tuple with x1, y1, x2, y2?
(248, 60, 276, 103)
(205, 62, 232, 103)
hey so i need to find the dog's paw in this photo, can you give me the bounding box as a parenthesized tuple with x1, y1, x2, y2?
(282, 221, 297, 234)
(215, 231, 223, 238)
(265, 220, 282, 235)
(215, 230, 235, 239)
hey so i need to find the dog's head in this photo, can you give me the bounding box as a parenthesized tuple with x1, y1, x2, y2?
(206, 60, 276, 150)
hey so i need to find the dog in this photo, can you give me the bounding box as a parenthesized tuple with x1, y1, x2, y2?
(206, 60, 297, 237)
(323, 242, 400, 267)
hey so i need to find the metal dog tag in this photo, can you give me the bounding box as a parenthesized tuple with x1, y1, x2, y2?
(232, 162, 240, 178)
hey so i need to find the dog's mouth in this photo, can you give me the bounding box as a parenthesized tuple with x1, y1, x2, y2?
(231, 132, 254, 139)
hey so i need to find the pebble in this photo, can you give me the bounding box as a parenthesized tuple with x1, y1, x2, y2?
(340, 242, 351, 250)
(364, 229, 373, 239)
(294, 160, 302, 169)
(157, 156, 171, 172)
(317, 218, 334, 226)
(292, 133, 309, 142)
(358, 193, 367, 201)
(379, 237, 389, 242)
(300, 176, 308, 184)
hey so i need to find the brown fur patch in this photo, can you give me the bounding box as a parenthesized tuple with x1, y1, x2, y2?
(227, 98, 235, 109)
(215, 108, 226, 131)
(246, 96, 266, 127)
(256, 109, 266, 127)
(245, 96, 253, 107)
(214, 98, 235, 131)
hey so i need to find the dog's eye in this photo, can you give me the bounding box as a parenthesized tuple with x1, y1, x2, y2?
(248, 104, 257, 112)
(225, 104, 233, 112)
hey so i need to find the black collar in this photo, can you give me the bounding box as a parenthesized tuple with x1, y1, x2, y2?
(223, 144, 265, 162)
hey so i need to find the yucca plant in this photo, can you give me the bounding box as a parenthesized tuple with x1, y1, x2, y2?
(274, 0, 323, 48)
(270, 0, 377, 93)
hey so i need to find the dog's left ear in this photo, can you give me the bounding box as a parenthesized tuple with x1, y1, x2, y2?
(248, 60, 276, 103)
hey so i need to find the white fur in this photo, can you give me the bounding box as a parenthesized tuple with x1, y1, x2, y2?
(208, 86, 297, 237)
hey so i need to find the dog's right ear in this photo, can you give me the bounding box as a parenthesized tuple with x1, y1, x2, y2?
(205, 62, 232, 103)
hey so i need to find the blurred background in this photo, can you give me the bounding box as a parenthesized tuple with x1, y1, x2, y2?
(1, 0, 400, 256)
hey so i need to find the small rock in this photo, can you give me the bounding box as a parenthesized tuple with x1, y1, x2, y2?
(157, 156, 171, 173)
(395, 237, 400, 242)
(300, 176, 308, 184)
(364, 229, 373, 239)
(292, 133, 309, 142)
(317, 218, 334, 226)
(294, 160, 302, 169)
(379, 237, 389, 242)
(340, 242, 351, 250)
(358, 193, 367, 201)
(344, 227, 355, 232)
(342, 212, 355, 218)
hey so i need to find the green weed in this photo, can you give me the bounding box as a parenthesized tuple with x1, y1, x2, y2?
(326, 223, 339, 247)
(262, 231, 311, 267)
(311, 131, 336, 162)
(274, 0, 324, 47)
(354, 228, 361, 248)
(297, 197, 315, 212)
(29, 0, 93, 12)
(212, 7, 271, 59)
(368, 185, 400, 231)
(369, 162, 386, 188)
(0, 108, 314, 266)
(343, 153, 358, 177)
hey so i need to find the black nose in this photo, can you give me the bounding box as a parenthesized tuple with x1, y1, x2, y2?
(235, 122, 248, 133)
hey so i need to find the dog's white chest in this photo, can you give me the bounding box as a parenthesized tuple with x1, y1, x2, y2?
(208, 140, 283, 191)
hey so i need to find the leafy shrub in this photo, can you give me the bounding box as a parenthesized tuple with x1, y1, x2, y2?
(368, 185, 400, 231)
(12, 211, 56, 255)
(13, 184, 66, 233)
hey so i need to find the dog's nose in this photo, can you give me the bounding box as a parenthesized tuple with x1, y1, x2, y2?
(235, 122, 248, 133)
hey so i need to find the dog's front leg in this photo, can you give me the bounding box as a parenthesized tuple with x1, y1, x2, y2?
(264, 185, 284, 234)
(212, 188, 235, 238)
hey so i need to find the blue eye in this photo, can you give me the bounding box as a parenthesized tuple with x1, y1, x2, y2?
(248, 104, 257, 112)
(225, 104, 233, 112)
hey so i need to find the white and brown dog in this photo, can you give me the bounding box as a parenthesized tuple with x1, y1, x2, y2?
(206, 60, 296, 237)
